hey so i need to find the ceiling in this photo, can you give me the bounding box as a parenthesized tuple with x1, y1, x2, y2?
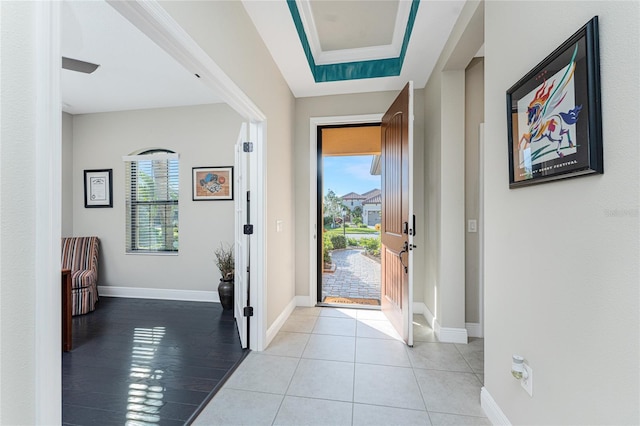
(242, 0, 466, 97)
(61, 0, 467, 114)
(61, 0, 220, 115)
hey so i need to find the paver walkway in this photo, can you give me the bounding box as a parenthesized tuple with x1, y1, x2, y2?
(322, 248, 380, 301)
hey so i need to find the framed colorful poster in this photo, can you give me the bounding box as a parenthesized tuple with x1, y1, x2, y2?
(506, 16, 603, 188)
(84, 169, 113, 208)
(192, 166, 234, 201)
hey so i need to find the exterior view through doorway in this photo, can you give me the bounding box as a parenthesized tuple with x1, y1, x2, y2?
(317, 124, 383, 308)
(311, 82, 414, 345)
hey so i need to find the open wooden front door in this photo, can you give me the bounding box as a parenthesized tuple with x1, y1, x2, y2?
(381, 82, 414, 346)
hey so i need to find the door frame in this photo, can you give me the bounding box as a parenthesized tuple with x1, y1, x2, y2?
(108, 0, 267, 351)
(37, 2, 269, 421)
(35, 1, 63, 421)
(478, 123, 485, 337)
(308, 114, 383, 306)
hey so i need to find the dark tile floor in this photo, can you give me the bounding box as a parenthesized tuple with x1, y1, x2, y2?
(63, 297, 247, 426)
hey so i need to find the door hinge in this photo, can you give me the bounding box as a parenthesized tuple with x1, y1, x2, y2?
(243, 142, 254, 152)
(243, 306, 254, 317)
(243, 224, 254, 235)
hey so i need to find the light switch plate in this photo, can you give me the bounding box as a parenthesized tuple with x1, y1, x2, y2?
(467, 219, 477, 233)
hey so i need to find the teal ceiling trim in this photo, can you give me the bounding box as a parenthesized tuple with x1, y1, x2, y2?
(287, 0, 420, 83)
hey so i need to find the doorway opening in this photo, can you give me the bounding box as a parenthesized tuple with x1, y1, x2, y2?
(317, 123, 382, 308)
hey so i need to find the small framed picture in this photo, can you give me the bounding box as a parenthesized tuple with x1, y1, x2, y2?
(192, 166, 234, 201)
(84, 169, 113, 208)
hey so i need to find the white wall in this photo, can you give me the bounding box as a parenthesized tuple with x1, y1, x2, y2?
(293, 91, 426, 304)
(157, 1, 296, 328)
(72, 104, 242, 293)
(1, 1, 61, 422)
(62, 112, 74, 237)
(0, 3, 38, 422)
(484, 1, 639, 423)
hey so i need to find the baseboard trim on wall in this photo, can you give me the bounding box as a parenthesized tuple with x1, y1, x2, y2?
(436, 325, 469, 344)
(466, 322, 483, 338)
(481, 387, 511, 425)
(414, 302, 469, 343)
(295, 295, 314, 307)
(422, 303, 436, 328)
(266, 297, 297, 348)
(97, 286, 218, 303)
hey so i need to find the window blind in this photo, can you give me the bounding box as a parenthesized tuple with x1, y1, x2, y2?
(124, 151, 179, 253)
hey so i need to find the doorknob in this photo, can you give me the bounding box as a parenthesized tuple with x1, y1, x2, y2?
(398, 241, 408, 274)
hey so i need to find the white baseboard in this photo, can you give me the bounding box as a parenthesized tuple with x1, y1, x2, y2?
(265, 297, 297, 348)
(423, 304, 436, 328)
(412, 301, 425, 315)
(98, 285, 218, 303)
(466, 322, 483, 338)
(436, 324, 468, 344)
(413, 301, 469, 343)
(295, 295, 314, 307)
(481, 387, 511, 425)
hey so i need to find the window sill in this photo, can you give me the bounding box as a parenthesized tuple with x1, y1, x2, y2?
(125, 251, 179, 256)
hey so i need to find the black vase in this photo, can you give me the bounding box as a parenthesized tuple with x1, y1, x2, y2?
(218, 278, 234, 310)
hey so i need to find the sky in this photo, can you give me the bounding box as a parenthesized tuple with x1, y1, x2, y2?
(323, 155, 381, 197)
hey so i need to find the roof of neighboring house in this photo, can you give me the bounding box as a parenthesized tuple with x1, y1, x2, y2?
(363, 194, 381, 204)
(341, 192, 366, 200)
(362, 188, 380, 198)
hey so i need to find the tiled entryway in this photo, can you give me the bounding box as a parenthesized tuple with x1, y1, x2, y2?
(193, 307, 488, 425)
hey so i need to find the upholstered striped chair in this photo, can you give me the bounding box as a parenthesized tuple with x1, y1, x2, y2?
(61, 237, 100, 316)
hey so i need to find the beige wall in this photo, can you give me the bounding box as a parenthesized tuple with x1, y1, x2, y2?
(293, 90, 425, 304)
(160, 1, 296, 328)
(484, 1, 639, 423)
(72, 104, 242, 291)
(62, 112, 74, 237)
(464, 58, 483, 324)
(422, 1, 484, 333)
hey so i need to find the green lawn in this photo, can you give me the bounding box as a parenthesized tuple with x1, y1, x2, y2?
(324, 226, 379, 236)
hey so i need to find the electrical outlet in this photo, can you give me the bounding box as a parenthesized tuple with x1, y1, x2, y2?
(521, 363, 533, 396)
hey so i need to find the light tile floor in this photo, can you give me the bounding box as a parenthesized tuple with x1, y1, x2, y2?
(193, 307, 488, 426)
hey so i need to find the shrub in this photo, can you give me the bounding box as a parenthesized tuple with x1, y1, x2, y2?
(323, 234, 333, 264)
(330, 234, 347, 250)
(359, 223, 368, 228)
(360, 237, 380, 255)
(347, 237, 359, 247)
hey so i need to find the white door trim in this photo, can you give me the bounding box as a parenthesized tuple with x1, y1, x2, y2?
(309, 114, 383, 305)
(478, 123, 485, 337)
(107, 0, 267, 351)
(407, 81, 415, 347)
(36, 1, 62, 422)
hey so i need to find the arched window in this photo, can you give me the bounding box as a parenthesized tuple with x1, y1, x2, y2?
(124, 149, 179, 253)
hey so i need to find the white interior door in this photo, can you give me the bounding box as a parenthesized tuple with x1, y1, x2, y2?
(234, 123, 249, 348)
